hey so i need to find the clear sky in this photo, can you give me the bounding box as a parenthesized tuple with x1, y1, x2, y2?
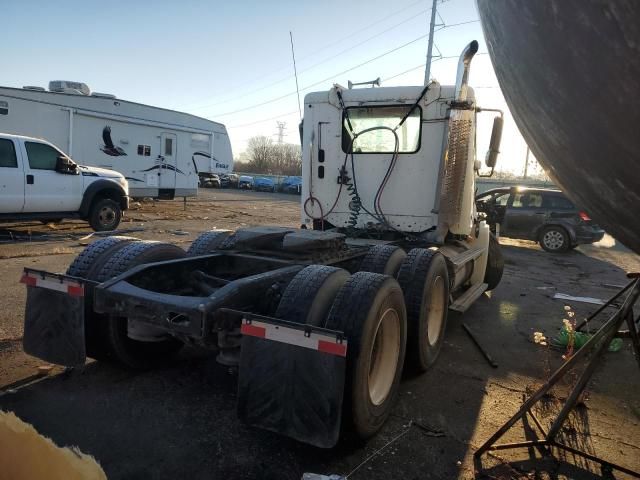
(2, 0, 539, 175)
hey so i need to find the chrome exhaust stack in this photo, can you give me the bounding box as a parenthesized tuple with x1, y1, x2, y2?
(454, 40, 479, 102)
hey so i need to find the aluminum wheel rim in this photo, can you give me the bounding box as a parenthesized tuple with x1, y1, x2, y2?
(427, 276, 445, 346)
(368, 307, 400, 406)
(543, 230, 564, 250)
(99, 206, 116, 227)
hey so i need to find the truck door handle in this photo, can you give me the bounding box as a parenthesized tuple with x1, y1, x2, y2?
(26, 174, 34, 184)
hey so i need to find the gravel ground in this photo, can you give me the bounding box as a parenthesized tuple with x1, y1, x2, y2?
(0, 188, 639, 479)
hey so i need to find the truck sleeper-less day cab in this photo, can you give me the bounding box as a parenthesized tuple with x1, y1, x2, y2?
(21, 42, 505, 448)
(0, 81, 233, 199)
(0, 133, 129, 231)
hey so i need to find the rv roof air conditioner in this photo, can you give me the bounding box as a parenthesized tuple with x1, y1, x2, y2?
(48, 80, 90, 96)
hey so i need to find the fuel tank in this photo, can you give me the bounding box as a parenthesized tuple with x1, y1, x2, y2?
(477, 0, 640, 255)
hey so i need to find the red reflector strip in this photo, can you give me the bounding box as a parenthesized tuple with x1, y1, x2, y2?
(579, 211, 591, 221)
(317, 340, 347, 357)
(20, 272, 84, 297)
(241, 319, 347, 357)
(240, 322, 266, 338)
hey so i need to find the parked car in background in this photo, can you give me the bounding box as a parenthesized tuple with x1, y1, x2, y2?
(0, 132, 129, 231)
(238, 175, 254, 190)
(476, 187, 605, 252)
(200, 174, 221, 188)
(220, 173, 239, 188)
(254, 177, 276, 192)
(280, 176, 302, 194)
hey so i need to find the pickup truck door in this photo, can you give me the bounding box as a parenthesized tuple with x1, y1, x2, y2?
(20, 141, 83, 213)
(502, 191, 545, 239)
(0, 138, 25, 213)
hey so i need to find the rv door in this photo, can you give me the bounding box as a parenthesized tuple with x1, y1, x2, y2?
(159, 133, 177, 192)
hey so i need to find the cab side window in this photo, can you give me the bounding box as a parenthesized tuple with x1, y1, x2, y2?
(494, 193, 509, 206)
(25, 142, 60, 170)
(0, 139, 17, 168)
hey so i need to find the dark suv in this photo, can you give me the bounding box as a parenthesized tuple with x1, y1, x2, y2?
(476, 187, 605, 252)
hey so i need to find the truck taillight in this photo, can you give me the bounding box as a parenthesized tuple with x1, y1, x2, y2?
(579, 211, 591, 222)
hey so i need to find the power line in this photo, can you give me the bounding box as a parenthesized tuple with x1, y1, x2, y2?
(188, 9, 428, 112)
(182, 0, 427, 111)
(211, 33, 429, 118)
(228, 110, 299, 129)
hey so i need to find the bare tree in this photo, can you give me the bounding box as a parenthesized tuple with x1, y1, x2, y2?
(238, 137, 301, 175)
(246, 136, 273, 173)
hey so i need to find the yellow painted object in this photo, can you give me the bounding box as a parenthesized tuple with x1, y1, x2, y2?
(0, 411, 106, 480)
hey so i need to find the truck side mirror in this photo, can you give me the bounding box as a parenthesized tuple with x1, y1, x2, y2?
(485, 116, 503, 168)
(56, 155, 77, 174)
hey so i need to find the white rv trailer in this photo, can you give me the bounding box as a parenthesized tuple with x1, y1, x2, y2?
(0, 81, 233, 198)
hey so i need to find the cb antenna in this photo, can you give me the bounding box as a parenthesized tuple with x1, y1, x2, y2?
(289, 31, 302, 121)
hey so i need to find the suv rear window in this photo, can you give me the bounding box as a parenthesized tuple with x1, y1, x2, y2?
(0, 139, 17, 168)
(544, 194, 575, 209)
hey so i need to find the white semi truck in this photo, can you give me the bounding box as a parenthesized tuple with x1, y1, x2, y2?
(21, 41, 504, 448)
(0, 81, 233, 199)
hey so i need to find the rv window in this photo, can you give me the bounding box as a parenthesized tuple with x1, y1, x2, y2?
(0, 139, 17, 168)
(165, 138, 173, 156)
(25, 142, 60, 170)
(342, 105, 421, 154)
(0, 101, 7, 115)
(137, 144, 151, 156)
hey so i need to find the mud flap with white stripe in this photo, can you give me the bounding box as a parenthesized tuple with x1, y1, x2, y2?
(237, 316, 348, 448)
(21, 269, 88, 367)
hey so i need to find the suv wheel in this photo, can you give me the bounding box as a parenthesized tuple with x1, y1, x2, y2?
(89, 198, 122, 231)
(539, 226, 569, 253)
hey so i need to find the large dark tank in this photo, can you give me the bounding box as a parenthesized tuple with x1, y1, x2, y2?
(477, 0, 640, 255)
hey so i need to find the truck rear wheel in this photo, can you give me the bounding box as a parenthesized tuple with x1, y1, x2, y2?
(484, 233, 504, 290)
(187, 230, 231, 256)
(275, 265, 350, 326)
(325, 272, 407, 439)
(359, 245, 406, 278)
(88, 197, 122, 232)
(96, 241, 186, 369)
(66, 236, 140, 360)
(397, 249, 450, 372)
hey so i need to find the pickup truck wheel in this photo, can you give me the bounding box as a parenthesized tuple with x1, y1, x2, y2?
(539, 226, 570, 253)
(66, 236, 140, 360)
(276, 265, 350, 326)
(89, 198, 122, 232)
(484, 233, 504, 290)
(96, 241, 186, 369)
(187, 230, 231, 256)
(325, 272, 407, 439)
(397, 249, 450, 372)
(359, 245, 406, 278)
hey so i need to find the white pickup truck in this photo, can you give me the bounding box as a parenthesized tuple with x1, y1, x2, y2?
(0, 133, 129, 231)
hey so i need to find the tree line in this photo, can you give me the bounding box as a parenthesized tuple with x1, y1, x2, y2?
(234, 136, 302, 176)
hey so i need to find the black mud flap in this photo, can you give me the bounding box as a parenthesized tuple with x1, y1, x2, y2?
(237, 315, 347, 448)
(21, 269, 88, 367)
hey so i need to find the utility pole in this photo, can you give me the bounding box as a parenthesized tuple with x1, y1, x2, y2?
(523, 146, 530, 179)
(424, 0, 439, 85)
(275, 121, 287, 144)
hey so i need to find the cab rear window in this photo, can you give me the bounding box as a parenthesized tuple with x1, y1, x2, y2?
(0, 139, 17, 168)
(342, 105, 421, 154)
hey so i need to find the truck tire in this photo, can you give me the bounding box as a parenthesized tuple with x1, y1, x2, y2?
(539, 225, 570, 253)
(88, 197, 122, 232)
(359, 245, 406, 278)
(95, 241, 186, 369)
(187, 230, 231, 257)
(325, 272, 407, 439)
(66, 236, 140, 360)
(484, 233, 504, 290)
(397, 249, 449, 372)
(275, 265, 350, 326)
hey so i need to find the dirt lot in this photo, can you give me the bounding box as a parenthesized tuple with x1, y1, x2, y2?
(0, 188, 639, 479)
